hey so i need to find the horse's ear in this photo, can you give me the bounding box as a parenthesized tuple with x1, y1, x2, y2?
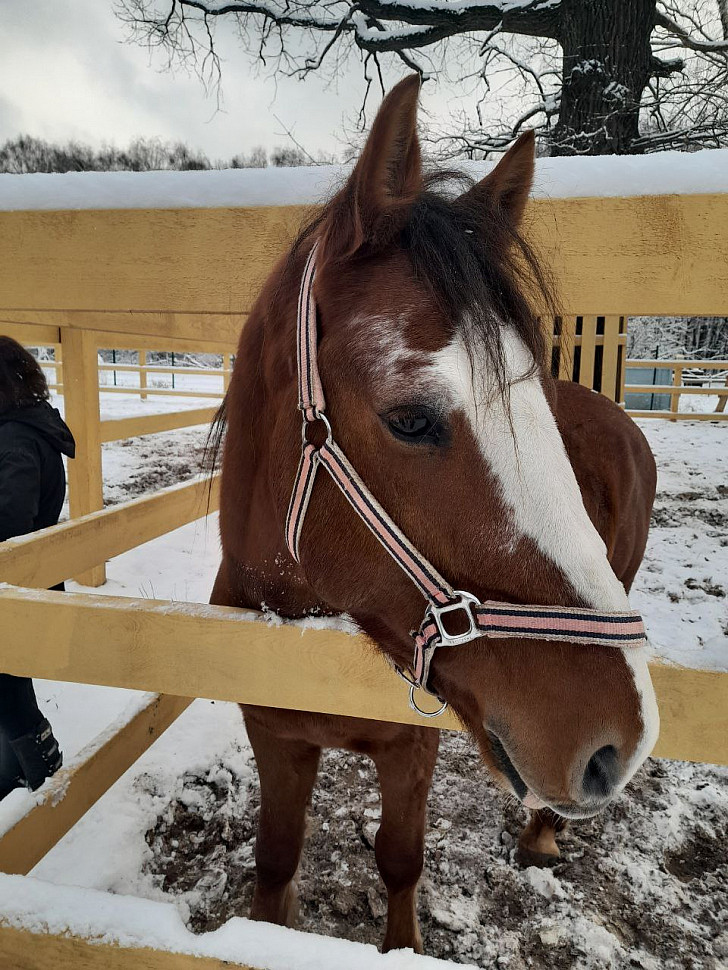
(459, 130, 535, 226)
(321, 74, 422, 259)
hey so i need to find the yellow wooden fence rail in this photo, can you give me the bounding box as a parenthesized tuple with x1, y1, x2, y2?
(0, 586, 725, 767)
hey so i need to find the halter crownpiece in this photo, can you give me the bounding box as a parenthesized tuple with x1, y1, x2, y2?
(285, 242, 647, 717)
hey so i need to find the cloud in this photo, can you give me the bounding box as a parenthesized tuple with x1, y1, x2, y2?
(0, 0, 478, 161)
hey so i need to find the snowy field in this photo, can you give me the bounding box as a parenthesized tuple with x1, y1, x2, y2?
(1, 391, 726, 970)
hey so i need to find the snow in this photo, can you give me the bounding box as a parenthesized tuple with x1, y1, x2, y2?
(631, 418, 728, 672)
(0, 873, 470, 970)
(1, 148, 728, 211)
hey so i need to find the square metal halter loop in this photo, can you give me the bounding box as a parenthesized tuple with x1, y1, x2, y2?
(428, 591, 482, 647)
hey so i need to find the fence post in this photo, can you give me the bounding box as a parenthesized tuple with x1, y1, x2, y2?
(139, 350, 148, 401)
(578, 316, 597, 389)
(54, 343, 63, 392)
(716, 374, 728, 414)
(61, 329, 106, 586)
(600, 315, 620, 401)
(670, 365, 683, 421)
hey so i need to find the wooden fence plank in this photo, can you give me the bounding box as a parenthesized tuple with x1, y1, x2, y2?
(0, 588, 725, 764)
(0, 694, 191, 876)
(0, 205, 309, 315)
(101, 386, 224, 400)
(524, 193, 728, 315)
(578, 316, 597, 388)
(0, 476, 219, 590)
(61, 329, 105, 586)
(0, 313, 240, 353)
(139, 349, 148, 400)
(626, 358, 728, 369)
(0, 320, 61, 345)
(624, 385, 725, 395)
(0, 926, 253, 970)
(100, 407, 217, 442)
(600, 315, 620, 401)
(1, 195, 727, 317)
(98, 364, 230, 377)
(100, 386, 224, 400)
(626, 410, 728, 421)
(557, 316, 576, 381)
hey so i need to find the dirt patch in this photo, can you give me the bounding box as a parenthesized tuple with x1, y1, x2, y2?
(143, 734, 728, 969)
(103, 427, 209, 505)
(664, 823, 728, 883)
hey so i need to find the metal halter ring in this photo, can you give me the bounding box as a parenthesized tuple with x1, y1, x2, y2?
(302, 410, 332, 443)
(408, 685, 449, 719)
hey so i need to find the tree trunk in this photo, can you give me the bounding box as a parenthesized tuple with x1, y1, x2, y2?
(551, 0, 656, 155)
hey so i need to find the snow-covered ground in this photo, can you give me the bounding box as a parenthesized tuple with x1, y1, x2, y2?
(1, 392, 726, 970)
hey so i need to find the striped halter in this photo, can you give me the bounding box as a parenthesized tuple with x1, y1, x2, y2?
(285, 242, 646, 717)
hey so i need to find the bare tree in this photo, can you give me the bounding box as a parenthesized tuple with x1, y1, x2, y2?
(117, 0, 728, 156)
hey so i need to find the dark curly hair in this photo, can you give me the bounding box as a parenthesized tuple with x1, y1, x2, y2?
(0, 336, 51, 411)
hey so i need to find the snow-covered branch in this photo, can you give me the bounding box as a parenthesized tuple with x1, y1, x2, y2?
(118, 0, 728, 158)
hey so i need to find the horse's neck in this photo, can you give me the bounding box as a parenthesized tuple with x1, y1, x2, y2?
(213, 289, 326, 619)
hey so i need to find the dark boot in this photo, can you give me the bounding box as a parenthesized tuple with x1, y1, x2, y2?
(0, 719, 63, 799)
(0, 733, 24, 800)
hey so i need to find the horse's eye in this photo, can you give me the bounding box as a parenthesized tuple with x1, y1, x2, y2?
(385, 408, 445, 446)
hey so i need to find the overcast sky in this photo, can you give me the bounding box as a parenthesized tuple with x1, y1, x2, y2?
(0, 0, 468, 162)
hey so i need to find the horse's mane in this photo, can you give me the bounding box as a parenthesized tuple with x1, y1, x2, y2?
(401, 170, 553, 393)
(204, 167, 556, 482)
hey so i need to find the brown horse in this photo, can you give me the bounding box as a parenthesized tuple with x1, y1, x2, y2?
(211, 76, 659, 953)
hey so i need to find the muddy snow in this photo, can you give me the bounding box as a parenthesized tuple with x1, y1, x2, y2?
(142, 735, 727, 970)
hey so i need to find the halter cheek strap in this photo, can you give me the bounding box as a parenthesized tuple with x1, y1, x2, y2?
(285, 242, 647, 717)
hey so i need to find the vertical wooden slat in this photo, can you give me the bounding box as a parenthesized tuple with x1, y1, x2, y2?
(139, 349, 148, 400)
(54, 343, 63, 391)
(617, 317, 628, 405)
(61, 329, 105, 586)
(671, 365, 683, 421)
(557, 316, 577, 381)
(579, 315, 597, 389)
(716, 374, 728, 413)
(601, 315, 621, 401)
(223, 352, 233, 391)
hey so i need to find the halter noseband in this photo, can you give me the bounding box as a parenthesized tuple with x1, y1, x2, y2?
(285, 242, 646, 718)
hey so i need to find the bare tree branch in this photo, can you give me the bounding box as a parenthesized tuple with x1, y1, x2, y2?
(118, 0, 728, 157)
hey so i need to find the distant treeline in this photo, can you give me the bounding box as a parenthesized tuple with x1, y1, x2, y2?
(0, 136, 333, 173)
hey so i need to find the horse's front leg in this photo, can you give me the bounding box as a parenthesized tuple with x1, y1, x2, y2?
(245, 712, 321, 927)
(371, 726, 440, 954)
(517, 808, 568, 867)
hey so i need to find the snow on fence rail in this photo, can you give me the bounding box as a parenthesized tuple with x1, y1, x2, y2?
(0, 179, 727, 969)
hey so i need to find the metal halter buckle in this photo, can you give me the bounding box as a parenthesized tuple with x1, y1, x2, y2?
(428, 591, 481, 647)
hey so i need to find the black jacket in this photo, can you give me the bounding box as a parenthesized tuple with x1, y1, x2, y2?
(0, 402, 76, 543)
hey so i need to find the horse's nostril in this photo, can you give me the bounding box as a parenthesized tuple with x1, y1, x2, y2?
(582, 745, 621, 800)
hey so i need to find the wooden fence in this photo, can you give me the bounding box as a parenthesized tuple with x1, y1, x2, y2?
(43, 351, 234, 399)
(0, 189, 727, 969)
(624, 358, 728, 419)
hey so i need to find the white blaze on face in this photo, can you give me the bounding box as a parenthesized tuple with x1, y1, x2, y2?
(425, 330, 659, 781)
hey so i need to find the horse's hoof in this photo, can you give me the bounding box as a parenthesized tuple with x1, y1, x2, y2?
(516, 843, 560, 868)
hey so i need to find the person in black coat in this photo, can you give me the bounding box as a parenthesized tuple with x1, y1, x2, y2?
(0, 336, 74, 800)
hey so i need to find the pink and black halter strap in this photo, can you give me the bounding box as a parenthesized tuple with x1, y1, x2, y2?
(285, 242, 646, 712)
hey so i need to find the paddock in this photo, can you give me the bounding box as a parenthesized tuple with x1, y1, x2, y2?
(0, 160, 727, 969)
